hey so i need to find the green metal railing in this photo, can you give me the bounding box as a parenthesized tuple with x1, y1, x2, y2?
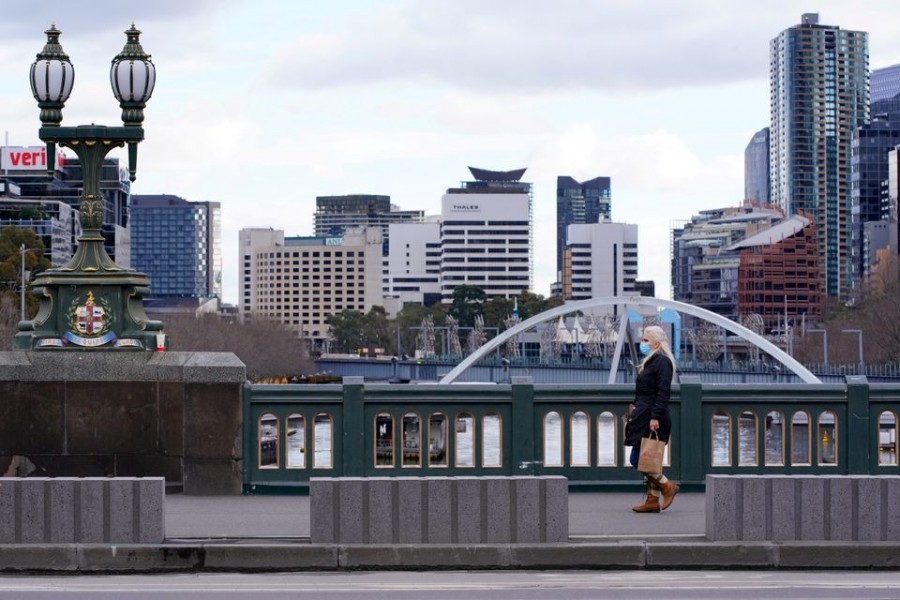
(243, 375, 900, 494)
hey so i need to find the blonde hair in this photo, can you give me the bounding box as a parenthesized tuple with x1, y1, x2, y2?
(639, 325, 676, 376)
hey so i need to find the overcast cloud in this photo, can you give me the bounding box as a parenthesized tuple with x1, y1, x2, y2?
(2, 1, 900, 303)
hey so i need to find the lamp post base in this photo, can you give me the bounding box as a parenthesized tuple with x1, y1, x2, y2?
(14, 239, 165, 352)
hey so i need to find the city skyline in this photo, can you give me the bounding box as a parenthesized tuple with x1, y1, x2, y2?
(3, 2, 900, 304)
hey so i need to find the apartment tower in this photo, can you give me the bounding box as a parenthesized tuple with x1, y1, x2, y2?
(769, 13, 869, 300)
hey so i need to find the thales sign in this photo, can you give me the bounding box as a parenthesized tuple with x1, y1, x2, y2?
(1, 146, 65, 172)
(450, 203, 480, 212)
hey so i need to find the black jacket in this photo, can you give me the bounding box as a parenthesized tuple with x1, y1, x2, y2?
(624, 352, 674, 446)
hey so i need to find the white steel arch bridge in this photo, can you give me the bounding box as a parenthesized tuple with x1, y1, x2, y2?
(438, 296, 820, 384)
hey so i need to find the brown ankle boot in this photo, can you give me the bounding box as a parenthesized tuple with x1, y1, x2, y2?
(658, 480, 680, 510)
(631, 487, 660, 513)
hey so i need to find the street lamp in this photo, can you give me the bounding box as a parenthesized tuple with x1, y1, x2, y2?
(808, 328, 828, 368)
(841, 329, 864, 374)
(20, 244, 26, 321)
(14, 24, 164, 351)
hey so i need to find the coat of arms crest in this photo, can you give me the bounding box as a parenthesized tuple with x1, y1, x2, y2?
(75, 291, 105, 335)
(65, 290, 115, 346)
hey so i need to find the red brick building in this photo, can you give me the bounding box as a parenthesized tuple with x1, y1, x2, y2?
(730, 215, 823, 333)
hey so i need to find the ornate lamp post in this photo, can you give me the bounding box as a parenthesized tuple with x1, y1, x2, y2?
(14, 24, 164, 350)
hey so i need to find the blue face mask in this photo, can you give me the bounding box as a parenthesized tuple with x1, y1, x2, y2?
(639, 341, 652, 356)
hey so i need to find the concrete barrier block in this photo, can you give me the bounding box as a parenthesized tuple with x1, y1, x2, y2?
(309, 475, 570, 546)
(0, 480, 15, 543)
(798, 476, 826, 540)
(397, 478, 423, 544)
(708, 475, 900, 542)
(770, 476, 798, 541)
(426, 478, 452, 543)
(888, 478, 900, 541)
(367, 478, 394, 544)
(543, 476, 569, 543)
(47, 479, 76, 543)
(135, 478, 165, 544)
(0, 477, 164, 545)
(705, 475, 739, 541)
(827, 476, 853, 541)
(855, 477, 882, 542)
(77, 478, 106, 543)
(741, 477, 768, 541)
(338, 478, 365, 544)
(455, 477, 482, 543)
(513, 476, 540, 543)
(484, 477, 511, 543)
(703, 475, 719, 539)
(309, 478, 335, 543)
(20, 479, 46, 543)
(107, 478, 135, 543)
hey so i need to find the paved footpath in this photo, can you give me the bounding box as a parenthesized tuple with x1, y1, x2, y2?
(164, 491, 706, 541)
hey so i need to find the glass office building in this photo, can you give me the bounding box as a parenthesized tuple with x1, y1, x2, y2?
(314, 194, 423, 256)
(769, 13, 869, 300)
(871, 63, 900, 104)
(130, 194, 222, 299)
(744, 128, 770, 203)
(850, 117, 900, 293)
(556, 175, 611, 278)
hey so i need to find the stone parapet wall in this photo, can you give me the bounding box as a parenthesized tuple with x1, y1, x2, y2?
(0, 352, 245, 495)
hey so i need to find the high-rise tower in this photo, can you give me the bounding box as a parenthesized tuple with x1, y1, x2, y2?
(871, 63, 900, 104)
(131, 194, 222, 300)
(769, 13, 869, 300)
(440, 167, 532, 301)
(555, 176, 611, 278)
(744, 128, 770, 203)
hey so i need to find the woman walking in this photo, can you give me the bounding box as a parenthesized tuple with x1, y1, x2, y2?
(625, 325, 679, 513)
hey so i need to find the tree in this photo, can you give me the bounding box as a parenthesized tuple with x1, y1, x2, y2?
(0, 227, 49, 288)
(518, 291, 563, 320)
(0, 293, 18, 349)
(482, 292, 564, 329)
(448, 285, 486, 328)
(482, 297, 513, 330)
(0, 227, 50, 322)
(325, 310, 367, 354)
(394, 303, 428, 357)
(362, 306, 392, 355)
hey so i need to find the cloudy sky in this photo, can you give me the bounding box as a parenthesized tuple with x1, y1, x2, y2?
(3, 1, 900, 305)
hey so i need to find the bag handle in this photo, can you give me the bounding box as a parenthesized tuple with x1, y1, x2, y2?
(646, 431, 659, 441)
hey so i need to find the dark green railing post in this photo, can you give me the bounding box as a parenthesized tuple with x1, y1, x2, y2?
(511, 376, 535, 474)
(678, 376, 704, 486)
(845, 375, 870, 474)
(242, 383, 252, 491)
(342, 377, 366, 476)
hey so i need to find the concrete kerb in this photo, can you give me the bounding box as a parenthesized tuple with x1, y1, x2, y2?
(3, 541, 900, 573)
